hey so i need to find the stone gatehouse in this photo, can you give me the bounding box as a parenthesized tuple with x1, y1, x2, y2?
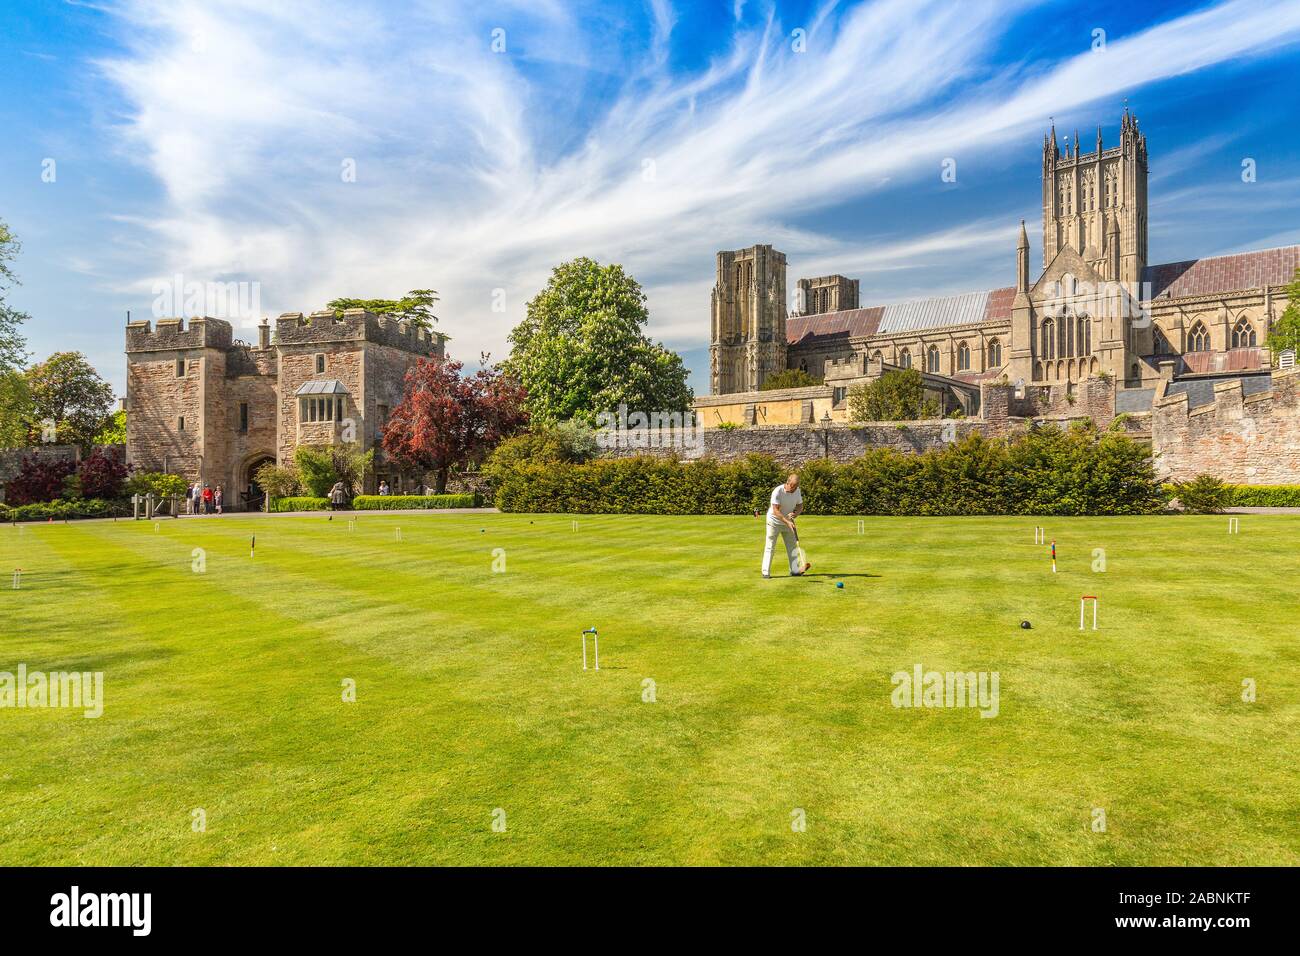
(124, 310, 445, 508)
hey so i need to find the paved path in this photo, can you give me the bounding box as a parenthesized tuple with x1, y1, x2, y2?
(1224, 506, 1300, 515)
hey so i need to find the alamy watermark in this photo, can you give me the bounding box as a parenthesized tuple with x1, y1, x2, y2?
(594, 404, 704, 453)
(891, 663, 999, 718)
(1039, 276, 1152, 329)
(152, 273, 261, 323)
(1, 664, 103, 718)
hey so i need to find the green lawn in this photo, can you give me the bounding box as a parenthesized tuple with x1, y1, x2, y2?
(1, 511, 1296, 866)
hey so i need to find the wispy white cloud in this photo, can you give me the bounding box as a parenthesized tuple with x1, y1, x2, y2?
(94, 0, 1300, 368)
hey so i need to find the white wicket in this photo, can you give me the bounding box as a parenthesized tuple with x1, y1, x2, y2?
(582, 627, 599, 670)
(395, 527, 402, 542)
(1034, 526, 1046, 544)
(1080, 595, 1098, 631)
(1228, 517, 1239, 534)
(571, 520, 579, 532)
(856, 519, 865, 534)
(11, 568, 20, 590)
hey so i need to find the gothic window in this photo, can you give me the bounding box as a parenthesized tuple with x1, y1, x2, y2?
(926, 345, 940, 373)
(956, 342, 971, 371)
(1040, 319, 1056, 360)
(315, 354, 326, 374)
(1077, 315, 1091, 355)
(1063, 312, 1075, 357)
(899, 349, 912, 369)
(1154, 330, 1172, 355)
(1187, 321, 1211, 352)
(1231, 318, 1257, 348)
(872, 350, 883, 365)
(987, 339, 1002, 367)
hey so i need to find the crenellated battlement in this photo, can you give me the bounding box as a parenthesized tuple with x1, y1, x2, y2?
(126, 316, 234, 353)
(274, 309, 444, 356)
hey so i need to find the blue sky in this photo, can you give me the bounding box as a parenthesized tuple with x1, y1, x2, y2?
(2, 0, 1299, 397)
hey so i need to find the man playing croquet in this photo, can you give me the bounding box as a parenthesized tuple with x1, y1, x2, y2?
(762, 472, 810, 578)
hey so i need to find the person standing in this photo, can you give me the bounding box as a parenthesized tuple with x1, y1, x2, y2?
(329, 481, 346, 511)
(762, 472, 810, 578)
(214, 485, 224, 515)
(202, 484, 214, 515)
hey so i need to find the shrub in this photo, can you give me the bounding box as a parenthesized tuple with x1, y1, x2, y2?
(847, 369, 939, 422)
(715, 422, 742, 431)
(1226, 484, 1300, 507)
(4, 456, 77, 505)
(254, 462, 301, 499)
(351, 494, 479, 510)
(77, 448, 129, 500)
(3, 498, 124, 521)
(124, 471, 189, 499)
(1172, 474, 1231, 514)
(492, 425, 1163, 516)
(760, 368, 823, 390)
(294, 443, 373, 497)
(482, 424, 599, 491)
(269, 496, 331, 512)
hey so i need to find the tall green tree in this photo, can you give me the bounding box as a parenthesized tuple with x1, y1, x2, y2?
(1266, 267, 1300, 359)
(507, 257, 693, 426)
(24, 352, 116, 450)
(0, 370, 33, 448)
(327, 289, 440, 331)
(0, 218, 31, 373)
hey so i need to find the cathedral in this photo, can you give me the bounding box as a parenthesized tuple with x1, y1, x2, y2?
(706, 110, 1297, 417)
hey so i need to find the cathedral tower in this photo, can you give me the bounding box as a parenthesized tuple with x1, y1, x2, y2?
(1041, 109, 1148, 287)
(709, 244, 788, 393)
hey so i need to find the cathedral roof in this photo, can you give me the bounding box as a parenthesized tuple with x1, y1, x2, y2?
(787, 286, 1014, 345)
(786, 307, 883, 344)
(1144, 245, 1300, 299)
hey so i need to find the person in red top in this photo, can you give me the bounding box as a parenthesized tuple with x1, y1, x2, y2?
(202, 485, 214, 515)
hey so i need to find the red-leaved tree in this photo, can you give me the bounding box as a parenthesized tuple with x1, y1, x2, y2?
(382, 355, 528, 493)
(77, 448, 130, 499)
(5, 456, 76, 505)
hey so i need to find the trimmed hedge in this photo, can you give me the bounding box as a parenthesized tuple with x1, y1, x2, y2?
(1226, 484, 1300, 507)
(2, 498, 126, 521)
(351, 494, 480, 510)
(270, 496, 331, 512)
(495, 427, 1166, 516)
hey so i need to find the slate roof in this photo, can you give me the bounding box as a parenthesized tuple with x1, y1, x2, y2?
(1164, 374, 1272, 409)
(295, 379, 351, 395)
(1180, 348, 1268, 374)
(787, 287, 1015, 345)
(1144, 246, 1300, 299)
(786, 307, 883, 345)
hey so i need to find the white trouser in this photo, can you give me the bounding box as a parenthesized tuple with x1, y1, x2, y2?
(762, 521, 801, 575)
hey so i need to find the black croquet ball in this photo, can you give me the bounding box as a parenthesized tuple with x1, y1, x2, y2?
(1020, 620, 1032, 629)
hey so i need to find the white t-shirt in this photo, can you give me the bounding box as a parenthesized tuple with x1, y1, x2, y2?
(768, 483, 803, 526)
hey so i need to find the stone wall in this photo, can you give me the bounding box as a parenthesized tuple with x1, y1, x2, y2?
(1153, 367, 1300, 483)
(598, 421, 995, 466)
